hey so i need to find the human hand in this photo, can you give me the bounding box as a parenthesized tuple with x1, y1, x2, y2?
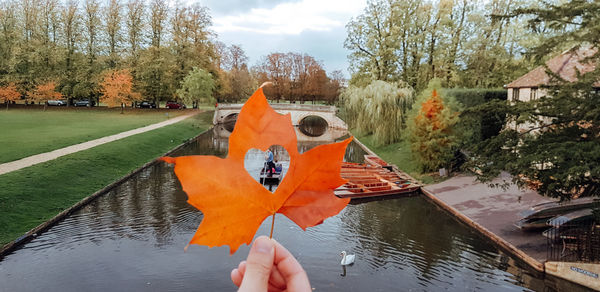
(231, 236, 311, 292)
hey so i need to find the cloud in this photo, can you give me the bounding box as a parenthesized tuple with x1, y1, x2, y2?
(217, 26, 351, 74)
(212, 0, 365, 35)
(208, 0, 366, 77)
(201, 0, 301, 16)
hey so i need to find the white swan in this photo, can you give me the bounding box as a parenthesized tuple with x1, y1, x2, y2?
(340, 251, 355, 265)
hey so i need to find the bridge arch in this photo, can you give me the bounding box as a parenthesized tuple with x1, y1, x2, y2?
(298, 115, 328, 137)
(222, 113, 238, 132)
(213, 103, 347, 130)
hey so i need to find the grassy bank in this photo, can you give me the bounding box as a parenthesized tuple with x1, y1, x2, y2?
(353, 133, 437, 184)
(0, 111, 213, 245)
(0, 108, 193, 163)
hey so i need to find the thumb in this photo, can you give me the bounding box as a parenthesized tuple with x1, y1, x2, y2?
(239, 236, 275, 292)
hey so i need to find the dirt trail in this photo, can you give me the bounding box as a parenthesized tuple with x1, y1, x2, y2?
(0, 113, 195, 175)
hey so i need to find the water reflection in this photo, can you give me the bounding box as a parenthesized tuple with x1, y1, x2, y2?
(0, 129, 592, 291)
(298, 115, 328, 137)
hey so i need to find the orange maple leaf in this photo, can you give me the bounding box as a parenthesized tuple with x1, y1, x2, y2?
(161, 88, 351, 254)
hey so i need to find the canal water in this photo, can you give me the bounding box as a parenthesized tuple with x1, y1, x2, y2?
(0, 126, 590, 291)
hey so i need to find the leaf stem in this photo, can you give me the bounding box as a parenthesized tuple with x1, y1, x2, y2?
(269, 213, 275, 239)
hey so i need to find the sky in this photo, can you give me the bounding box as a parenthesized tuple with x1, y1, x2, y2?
(200, 0, 367, 77)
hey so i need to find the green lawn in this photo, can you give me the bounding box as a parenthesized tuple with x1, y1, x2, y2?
(353, 133, 437, 184)
(0, 111, 213, 245)
(0, 108, 195, 163)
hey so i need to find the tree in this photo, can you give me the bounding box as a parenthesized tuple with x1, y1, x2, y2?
(170, 3, 213, 92)
(60, 0, 81, 103)
(254, 52, 338, 103)
(254, 52, 292, 101)
(126, 0, 144, 63)
(0, 83, 21, 110)
(342, 80, 414, 145)
(407, 85, 458, 172)
(0, 1, 19, 80)
(468, 1, 600, 200)
(176, 67, 215, 107)
(344, 0, 540, 90)
(105, 0, 122, 68)
(38, 0, 61, 76)
(99, 69, 141, 113)
(344, 0, 399, 84)
(138, 0, 170, 104)
(31, 81, 62, 110)
(218, 44, 254, 102)
(84, 0, 101, 67)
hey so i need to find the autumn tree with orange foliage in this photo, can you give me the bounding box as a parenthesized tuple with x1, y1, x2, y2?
(408, 82, 458, 172)
(31, 82, 63, 110)
(99, 69, 142, 113)
(254, 52, 341, 103)
(0, 83, 21, 110)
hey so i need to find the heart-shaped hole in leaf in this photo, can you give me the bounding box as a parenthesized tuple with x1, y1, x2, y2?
(244, 145, 289, 193)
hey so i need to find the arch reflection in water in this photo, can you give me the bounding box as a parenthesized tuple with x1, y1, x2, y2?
(222, 113, 238, 132)
(298, 115, 328, 137)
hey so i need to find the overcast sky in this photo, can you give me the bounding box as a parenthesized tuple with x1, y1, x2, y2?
(200, 0, 367, 77)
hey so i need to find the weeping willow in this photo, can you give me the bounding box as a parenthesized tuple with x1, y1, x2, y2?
(341, 80, 414, 145)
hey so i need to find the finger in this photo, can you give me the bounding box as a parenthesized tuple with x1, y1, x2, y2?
(231, 268, 242, 287)
(269, 265, 286, 290)
(238, 261, 246, 272)
(238, 236, 275, 292)
(273, 240, 312, 292)
(231, 261, 247, 287)
(267, 282, 284, 292)
(238, 260, 285, 291)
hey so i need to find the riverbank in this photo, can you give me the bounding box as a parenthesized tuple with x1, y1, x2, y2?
(422, 174, 600, 290)
(0, 111, 213, 245)
(0, 113, 195, 175)
(351, 135, 599, 290)
(0, 108, 194, 163)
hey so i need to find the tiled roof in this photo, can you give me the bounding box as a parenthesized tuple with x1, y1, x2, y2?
(506, 47, 598, 88)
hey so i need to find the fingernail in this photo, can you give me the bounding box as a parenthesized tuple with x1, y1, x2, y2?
(253, 237, 273, 254)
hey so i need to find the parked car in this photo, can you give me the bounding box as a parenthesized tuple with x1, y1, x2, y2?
(138, 101, 157, 108)
(166, 101, 186, 109)
(47, 99, 67, 106)
(74, 99, 94, 107)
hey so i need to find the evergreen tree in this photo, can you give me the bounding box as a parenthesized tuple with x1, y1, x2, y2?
(407, 82, 458, 172)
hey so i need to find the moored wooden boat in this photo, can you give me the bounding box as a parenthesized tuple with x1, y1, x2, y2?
(335, 157, 420, 199)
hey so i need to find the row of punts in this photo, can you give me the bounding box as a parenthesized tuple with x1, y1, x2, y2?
(334, 155, 421, 199)
(257, 154, 421, 199)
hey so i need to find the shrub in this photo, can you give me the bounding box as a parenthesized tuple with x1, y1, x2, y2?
(444, 88, 507, 146)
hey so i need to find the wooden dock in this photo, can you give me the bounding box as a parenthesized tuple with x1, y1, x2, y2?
(335, 155, 421, 199)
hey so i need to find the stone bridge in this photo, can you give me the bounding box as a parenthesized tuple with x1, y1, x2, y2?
(213, 103, 347, 129)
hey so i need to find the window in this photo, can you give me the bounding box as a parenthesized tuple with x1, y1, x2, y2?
(512, 88, 520, 101)
(530, 88, 537, 100)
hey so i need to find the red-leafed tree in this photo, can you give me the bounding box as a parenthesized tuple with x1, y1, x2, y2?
(0, 83, 21, 110)
(99, 69, 142, 113)
(254, 52, 341, 103)
(408, 87, 458, 172)
(31, 82, 63, 110)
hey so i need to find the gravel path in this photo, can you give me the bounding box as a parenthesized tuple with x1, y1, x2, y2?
(0, 113, 195, 175)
